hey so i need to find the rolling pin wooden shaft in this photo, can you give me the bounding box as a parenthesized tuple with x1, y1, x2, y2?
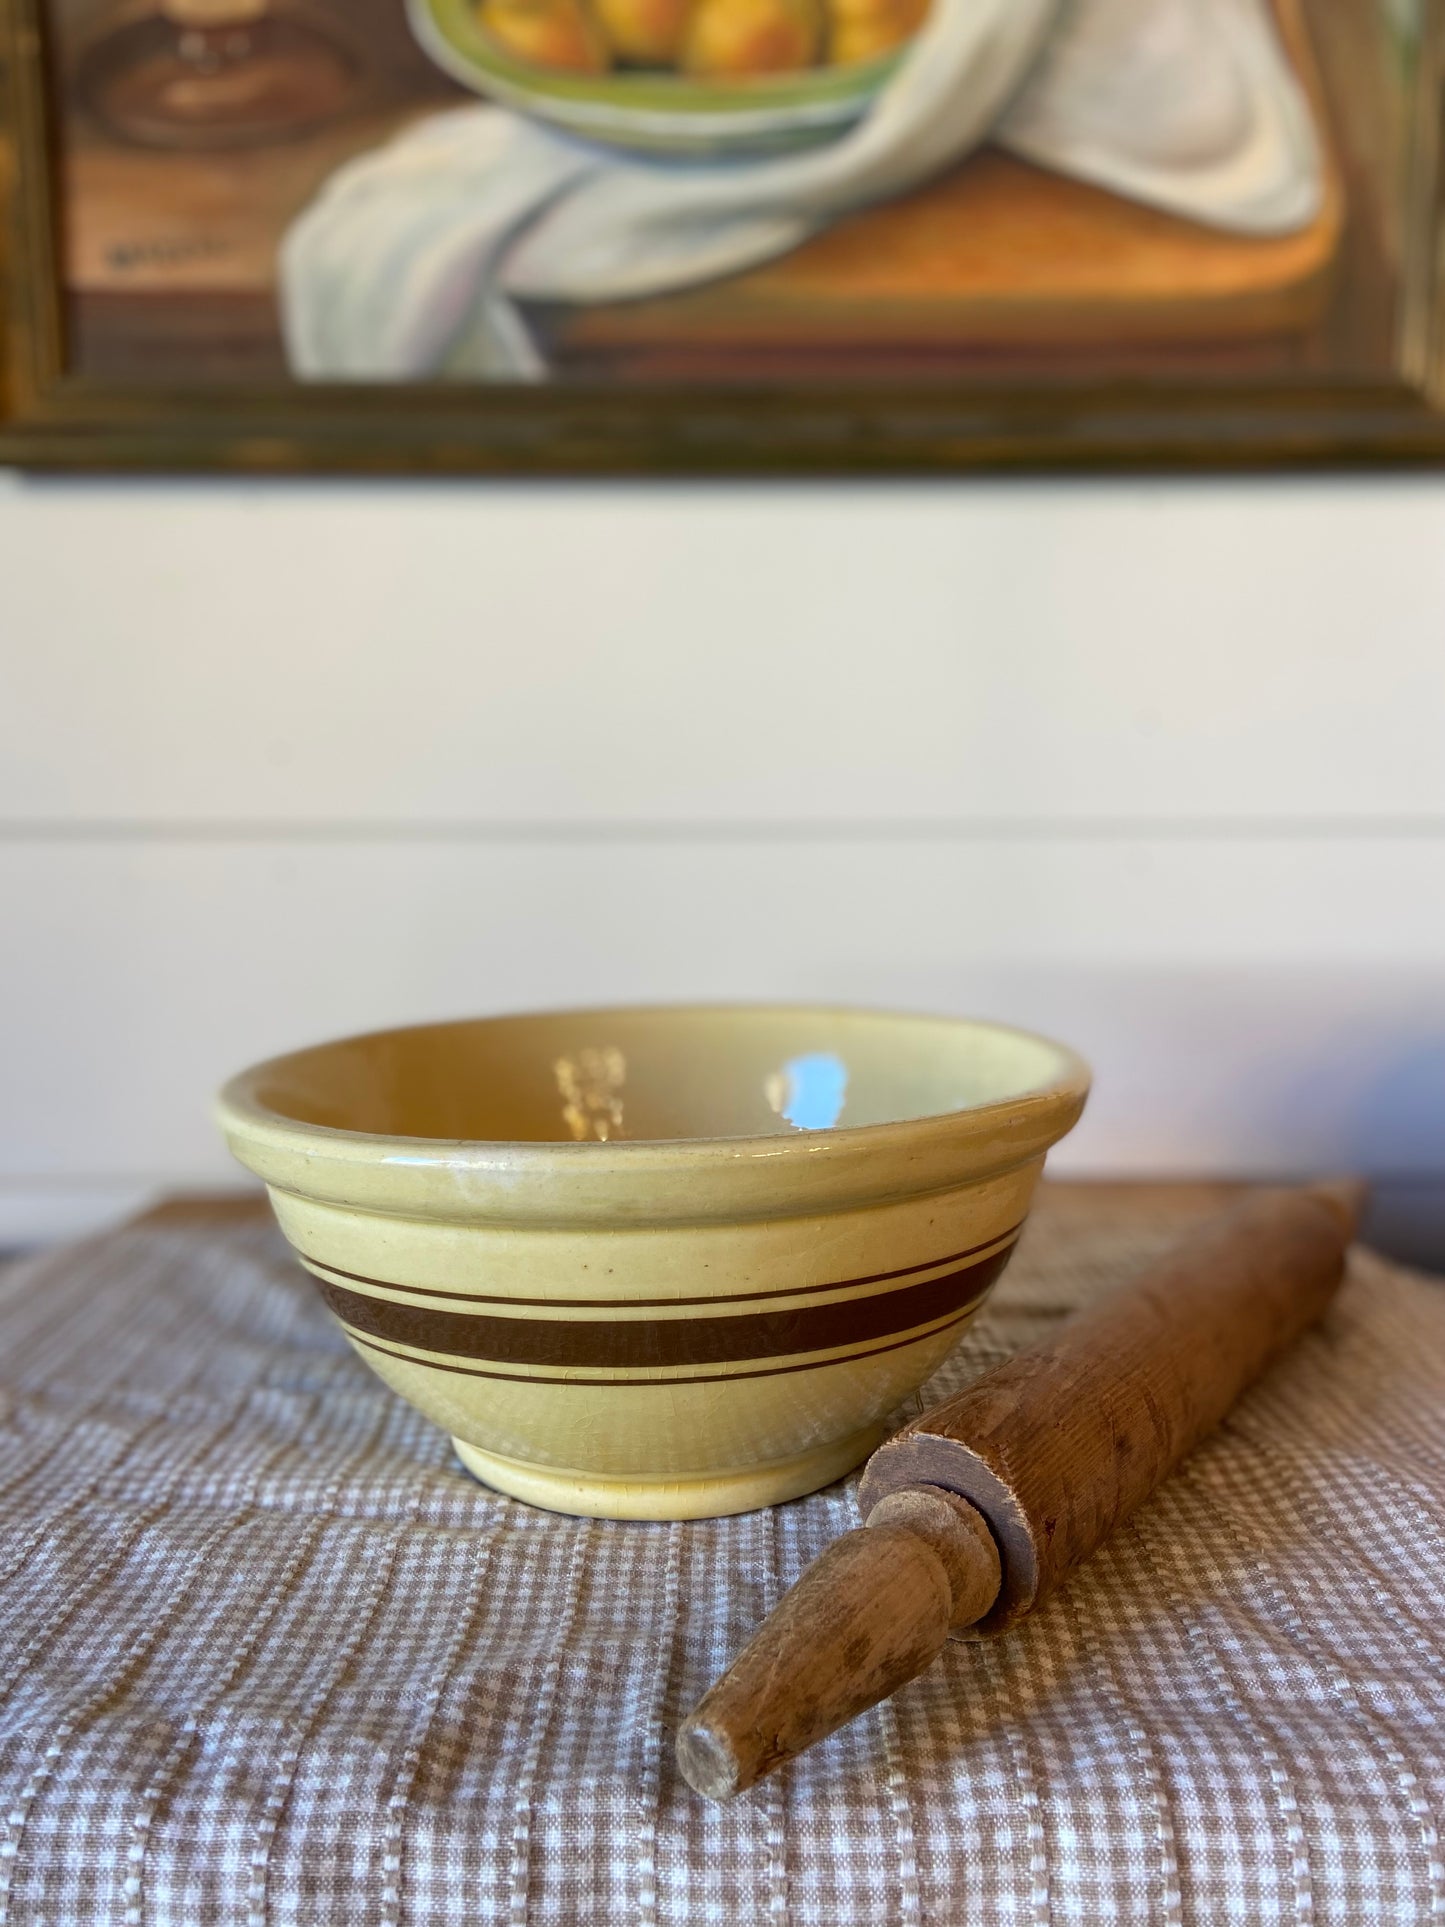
(677, 1182, 1363, 1801)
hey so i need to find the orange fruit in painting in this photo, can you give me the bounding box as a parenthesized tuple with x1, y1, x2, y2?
(827, 0, 928, 65)
(476, 0, 611, 71)
(592, 0, 692, 64)
(682, 0, 823, 76)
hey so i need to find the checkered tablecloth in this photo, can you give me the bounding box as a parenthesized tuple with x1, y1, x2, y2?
(0, 1190, 1442, 1924)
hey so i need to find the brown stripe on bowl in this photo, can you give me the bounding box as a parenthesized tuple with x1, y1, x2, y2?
(344, 1293, 993, 1387)
(307, 1236, 1015, 1375)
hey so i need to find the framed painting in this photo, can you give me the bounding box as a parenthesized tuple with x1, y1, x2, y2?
(1, 0, 1443, 471)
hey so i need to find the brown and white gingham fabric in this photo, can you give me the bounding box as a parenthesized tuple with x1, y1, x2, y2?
(1, 1190, 1442, 1925)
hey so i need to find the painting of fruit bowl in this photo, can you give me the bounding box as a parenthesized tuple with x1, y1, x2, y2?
(7, 0, 1444, 471)
(408, 0, 920, 153)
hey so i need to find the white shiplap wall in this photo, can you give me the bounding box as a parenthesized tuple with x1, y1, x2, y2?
(3, 470, 1444, 1242)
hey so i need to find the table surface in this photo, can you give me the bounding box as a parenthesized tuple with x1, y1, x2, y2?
(2, 1179, 1441, 1925)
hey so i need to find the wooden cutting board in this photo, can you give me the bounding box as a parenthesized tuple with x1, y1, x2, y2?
(556, 147, 1343, 367)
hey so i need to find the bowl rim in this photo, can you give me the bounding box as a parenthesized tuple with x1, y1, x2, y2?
(216, 1003, 1090, 1224)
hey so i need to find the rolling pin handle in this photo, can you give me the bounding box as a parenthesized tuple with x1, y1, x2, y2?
(675, 1495, 1001, 1801)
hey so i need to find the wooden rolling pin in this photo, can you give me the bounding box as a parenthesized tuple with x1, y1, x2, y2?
(677, 1182, 1363, 1801)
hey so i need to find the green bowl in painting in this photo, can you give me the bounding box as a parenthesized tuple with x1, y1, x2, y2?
(408, 0, 902, 157)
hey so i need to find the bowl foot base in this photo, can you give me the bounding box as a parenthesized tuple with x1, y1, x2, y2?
(451, 1427, 886, 1520)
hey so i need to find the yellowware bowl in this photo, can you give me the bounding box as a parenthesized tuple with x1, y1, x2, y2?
(217, 1006, 1089, 1520)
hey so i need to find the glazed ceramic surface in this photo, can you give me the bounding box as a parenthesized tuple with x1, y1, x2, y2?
(217, 1006, 1089, 1519)
(409, 0, 901, 156)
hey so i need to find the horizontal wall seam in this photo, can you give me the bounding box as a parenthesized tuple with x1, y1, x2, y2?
(3, 818, 1445, 845)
